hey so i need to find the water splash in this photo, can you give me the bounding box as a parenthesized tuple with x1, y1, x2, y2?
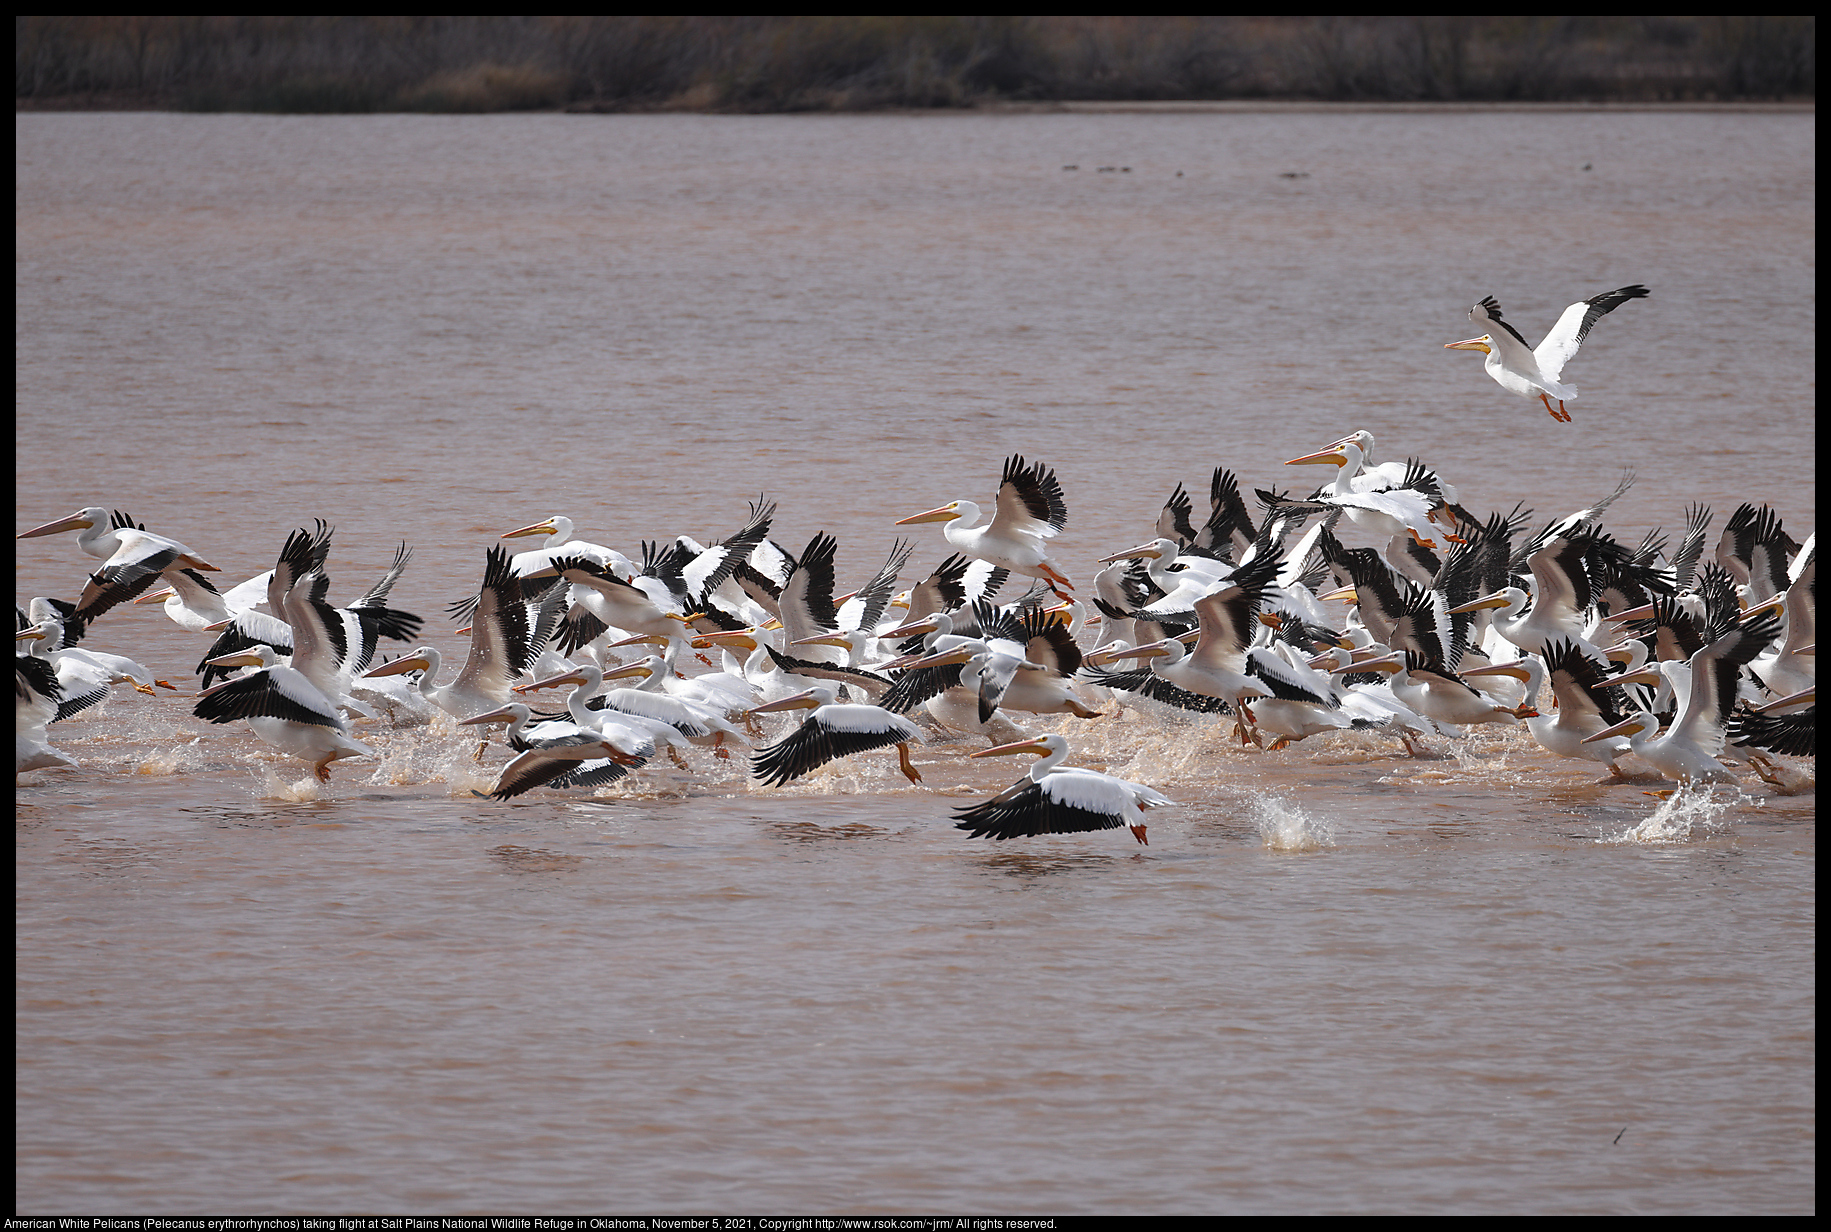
(257, 765, 326, 802)
(1600, 781, 1750, 844)
(133, 736, 208, 777)
(1255, 795, 1335, 851)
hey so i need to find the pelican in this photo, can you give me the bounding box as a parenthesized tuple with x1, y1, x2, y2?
(1745, 537, 1814, 698)
(17, 507, 222, 623)
(1282, 441, 1445, 548)
(1100, 550, 1284, 743)
(221, 524, 423, 709)
(1728, 687, 1815, 792)
(955, 733, 1174, 846)
(510, 664, 688, 766)
(748, 685, 924, 786)
(192, 645, 373, 781)
(895, 454, 1074, 590)
(16, 649, 75, 774)
(362, 545, 542, 720)
(519, 660, 739, 760)
(499, 515, 630, 574)
(16, 617, 168, 715)
(538, 554, 698, 650)
(1582, 610, 1782, 782)
(1445, 285, 1648, 421)
(1326, 430, 1462, 507)
(1097, 537, 1233, 622)
(1347, 652, 1536, 729)
(460, 703, 647, 793)
(1715, 504, 1798, 606)
(1448, 524, 1619, 663)
(485, 738, 642, 801)
(135, 567, 240, 632)
(1466, 643, 1661, 776)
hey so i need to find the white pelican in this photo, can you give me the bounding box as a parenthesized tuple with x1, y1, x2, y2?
(1097, 537, 1234, 622)
(895, 454, 1074, 590)
(747, 685, 924, 786)
(670, 499, 783, 626)
(1466, 643, 1661, 777)
(363, 545, 544, 720)
(607, 631, 766, 715)
(135, 567, 242, 632)
(15, 649, 76, 774)
(1445, 285, 1648, 422)
(955, 733, 1174, 846)
(510, 664, 687, 766)
(16, 617, 169, 715)
(1448, 524, 1619, 664)
(1347, 651, 1536, 729)
(520, 660, 740, 760)
(484, 738, 641, 801)
(192, 645, 373, 781)
(499, 515, 630, 575)
(538, 554, 698, 650)
(1744, 536, 1814, 698)
(1243, 642, 1377, 750)
(17, 506, 222, 623)
(899, 553, 1009, 627)
(1728, 687, 1814, 791)
(1283, 440, 1445, 548)
(1100, 551, 1284, 742)
(1715, 504, 1800, 607)
(1582, 610, 1781, 783)
(1326, 430, 1462, 507)
(460, 702, 648, 793)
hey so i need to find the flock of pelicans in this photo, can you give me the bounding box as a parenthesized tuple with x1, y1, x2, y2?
(13, 289, 1819, 844)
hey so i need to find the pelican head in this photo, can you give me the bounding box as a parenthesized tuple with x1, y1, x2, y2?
(746, 686, 837, 717)
(501, 515, 570, 541)
(363, 647, 437, 678)
(970, 733, 1062, 760)
(1331, 653, 1403, 676)
(459, 703, 531, 727)
(1097, 538, 1175, 564)
(204, 645, 282, 671)
(1447, 589, 1520, 616)
(690, 628, 761, 652)
(17, 507, 107, 539)
(1583, 714, 1657, 744)
(1283, 444, 1350, 468)
(1444, 336, 1493, 354)
(895, 501, 966, 526)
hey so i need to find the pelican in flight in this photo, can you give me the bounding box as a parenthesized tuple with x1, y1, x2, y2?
(955, 733, 1174, 846)
(16, 647, 75, 774)
(192, 644, 374, 781)
(1582, 609, 1781, 783)
(484, 738, 643, 801)
(460, 703, 647, 796)
(16, 507, 221, 623)
(362, 545, 547, 719)
(747, 685, 925, 786)
(895, 454, 1074, 590)
(1445, 285, 1648, 421)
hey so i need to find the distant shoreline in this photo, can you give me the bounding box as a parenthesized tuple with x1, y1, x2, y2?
(17, 97, 1815, 115)
(17, 17, 1812, 116)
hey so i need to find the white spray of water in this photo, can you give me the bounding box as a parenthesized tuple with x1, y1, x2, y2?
(1599, 781, 1753, 844)
(1254, 795, 1335, 852)
(257, 765, 326, 802)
